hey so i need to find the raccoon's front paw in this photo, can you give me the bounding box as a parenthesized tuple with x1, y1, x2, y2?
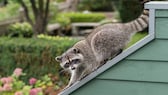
(78, 73, 90, 81)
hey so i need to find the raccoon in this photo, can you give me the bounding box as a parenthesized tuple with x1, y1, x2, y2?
(56, 10, 149, 88)
(56, 40, 97, 88)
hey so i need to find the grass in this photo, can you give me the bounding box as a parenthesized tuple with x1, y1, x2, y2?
(126, 31, 148, 48)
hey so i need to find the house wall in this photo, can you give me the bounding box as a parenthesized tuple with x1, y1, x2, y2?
(70, 9, 168, 95)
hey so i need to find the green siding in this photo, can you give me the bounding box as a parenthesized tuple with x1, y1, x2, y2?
(156, 18, 168, 39)
(97, 60, 168, 83)
(155, 10, 168, 17)
(127, 39, 168, 61)
(71, 80, 168, 95)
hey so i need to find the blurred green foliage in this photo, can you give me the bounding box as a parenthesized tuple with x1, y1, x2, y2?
(0, 2, 20, 21)
(8, 22, 33, 38)
(78, 0, 113, 11)
(54, 15, 71, 27)
(62, 12, 106, 22)
(55, 0, 66, 3)
(117, 0, 164, 22)
(0, 35, 78, 83)
(0, 0, 58, 24)
(118, 0, 143, 22)
(52, 12, 106, 27)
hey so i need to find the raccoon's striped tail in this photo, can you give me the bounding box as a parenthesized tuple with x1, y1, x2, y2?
(129, 0, 150, 32)
(129, 9, 149, 32)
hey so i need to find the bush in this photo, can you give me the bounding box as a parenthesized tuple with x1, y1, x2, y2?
(8, 22, 33, 38)
(78, 0, 113, 11)
(55, 15, 71, 27)
(118, 0, 143, 23)
(55, 12, 106, 25)
(0, 36, 78, 85)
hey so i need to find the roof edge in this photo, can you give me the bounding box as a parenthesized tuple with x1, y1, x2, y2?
(145, 1, 168, 9)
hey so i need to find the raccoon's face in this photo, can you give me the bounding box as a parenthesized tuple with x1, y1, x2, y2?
(55, 48, 84, 70)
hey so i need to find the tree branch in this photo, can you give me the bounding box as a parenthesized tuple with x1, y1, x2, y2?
(30, 0, 38, 18)
(19, 0, 33, 25)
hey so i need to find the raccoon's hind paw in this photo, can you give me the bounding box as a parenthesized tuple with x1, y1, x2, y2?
(78, 73, 89, 81)
(117, 49, 123, 55)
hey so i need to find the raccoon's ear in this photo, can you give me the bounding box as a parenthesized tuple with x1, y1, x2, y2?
(73, 48, 80, 53)
(55, 56, 62, 62)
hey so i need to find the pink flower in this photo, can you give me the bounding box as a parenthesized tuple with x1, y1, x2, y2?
(29, 88, 42, 95)
(3, 84, 12, 91)
(29, 78, 37, 85)
(36, 88, 42, 92)
(0, 77, 7, 84)
(13, 68, 23, 77)
(6, 77, 13, 84)
(15, 91, 23, 95)
(0, 77, 13, 84)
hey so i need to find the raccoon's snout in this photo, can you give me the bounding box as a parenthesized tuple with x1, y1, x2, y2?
(63, 59, 81, 69)
(64, 62, 70, 68)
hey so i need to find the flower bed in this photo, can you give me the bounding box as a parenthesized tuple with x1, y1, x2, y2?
(0, 68, 64, 95)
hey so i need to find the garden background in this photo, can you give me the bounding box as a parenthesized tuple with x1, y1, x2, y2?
(0, 0, 161, 94)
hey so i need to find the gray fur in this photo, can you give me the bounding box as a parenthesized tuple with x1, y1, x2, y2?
(56, 10, 149, 89)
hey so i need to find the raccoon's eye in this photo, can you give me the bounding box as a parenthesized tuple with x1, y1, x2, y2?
(73, 48, 80, 53)
(72, 59, 80, 64)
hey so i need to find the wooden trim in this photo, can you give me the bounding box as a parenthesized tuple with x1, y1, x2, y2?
(58, 2, 155, 95)
(148, 9, 155, 36)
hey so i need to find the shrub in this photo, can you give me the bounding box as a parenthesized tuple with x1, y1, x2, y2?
(78, 0, 113, 11)
(56, 12, 106, 24)
(8, 22, 33, 38)
(0, 36, 78, 84)
(55, 15, 71, 27)
(118, 0, 143, 23)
